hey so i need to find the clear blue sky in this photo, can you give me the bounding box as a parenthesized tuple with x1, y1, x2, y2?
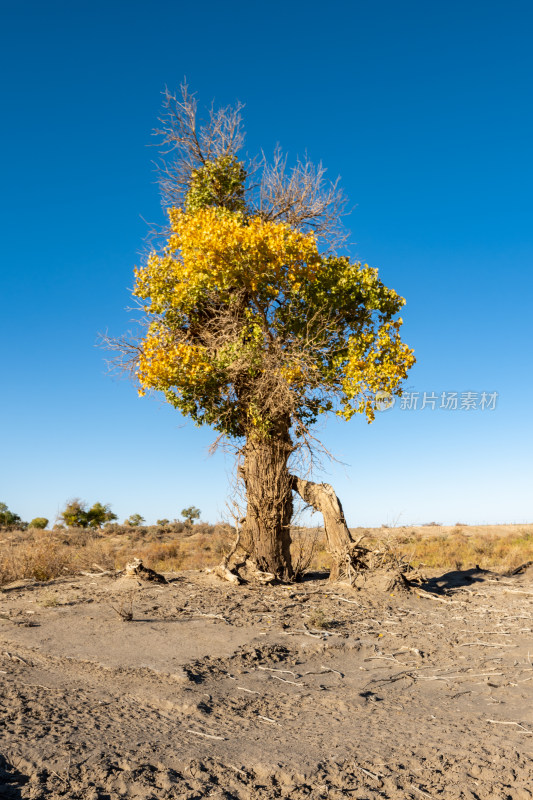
(1, 0, 531, 527)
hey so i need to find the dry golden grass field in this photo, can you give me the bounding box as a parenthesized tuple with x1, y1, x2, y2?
(1, 522, 532, 587)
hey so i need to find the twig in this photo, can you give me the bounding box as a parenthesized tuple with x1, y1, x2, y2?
(298, 665, 344, 678)
(320, 665, 344, 677)
(187, 729, 226, 740)
(304, 626, 342, 637)
(330, 594, 362, 606)
(486, 719, 532, 733)
(459, 641, 518, 648)
(216, 760, 248, 778)
(80, 570, 114, 577)
(257, 715, 281, 725)
(414, 590, 453, 604)
(509, 561, 533, 575)
(271, 674, 304, 686)
(417, 672, 504, 681)
(364, 656, 401, 663)
(287, 628, 323, 639)
(409, 785, 435, 799)
(363, 670, 415, 689)
(2, 651, 32, 665)
(354, 764, 380, 780)
(237, 686, 259, 694)
(49, 769, 68, 787)
(257, 666, 298, 677)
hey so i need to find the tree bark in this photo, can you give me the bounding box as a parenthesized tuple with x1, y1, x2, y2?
(290, 475, 355, 582)
(241, 434, 294, 580)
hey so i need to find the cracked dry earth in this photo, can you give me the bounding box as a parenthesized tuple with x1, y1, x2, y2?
(0, 566, 532, 799)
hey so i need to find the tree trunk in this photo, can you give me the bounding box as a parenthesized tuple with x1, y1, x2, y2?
(291, 475, 355, 582)
(241, 434, 294, 580)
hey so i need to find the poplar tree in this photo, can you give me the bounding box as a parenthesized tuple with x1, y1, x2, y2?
(110, 86, 415, 580)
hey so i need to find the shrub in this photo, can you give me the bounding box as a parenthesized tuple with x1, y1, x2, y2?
(30, 518, 49, 530)
(125, 513, 145, 527)
(308, 608, 334, 630)
(291, 526, 321, 579)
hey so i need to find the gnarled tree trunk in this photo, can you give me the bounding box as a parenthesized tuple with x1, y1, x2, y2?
(241, 433, 294, 580)
(291, 475, 356, 582)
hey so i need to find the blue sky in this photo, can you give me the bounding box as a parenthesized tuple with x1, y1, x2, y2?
(1, 0, 531, 527)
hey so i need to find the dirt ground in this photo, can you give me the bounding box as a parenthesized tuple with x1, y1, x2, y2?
(1, 564, 532, 799)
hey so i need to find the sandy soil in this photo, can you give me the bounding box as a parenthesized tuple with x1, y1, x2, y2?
(1, 565, 532, 799)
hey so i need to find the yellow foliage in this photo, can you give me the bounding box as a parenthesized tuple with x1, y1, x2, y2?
(131, 205, 414, 432)
(340, 320, 416, 422)
(136, 321, 213, 395)
(134, 207, 321, 313)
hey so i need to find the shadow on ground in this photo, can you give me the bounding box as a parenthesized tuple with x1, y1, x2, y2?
(298, 570, 330, 583)
(0, 754, 28, 799)
(421, 566, 491, 593)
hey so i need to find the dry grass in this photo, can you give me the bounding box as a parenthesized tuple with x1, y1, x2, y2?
(307, 607, 335, 630)
(0, 523, 233, 585)
(1, 523, 532, 586)
(336, 525, 533, 574)
(398, 526, 533, 572)
(290, 524, 533, 575)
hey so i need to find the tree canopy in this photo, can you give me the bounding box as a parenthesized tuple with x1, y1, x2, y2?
(181, 506, 201, 525)
(0, 502, 22, 528)
(133, 171, 414, 443)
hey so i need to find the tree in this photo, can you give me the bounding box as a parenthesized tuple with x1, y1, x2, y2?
(108, 86, 415, 581)
(125, 513, 145, 527)
(0, 502, 22, 528)
(30, 517, 49, 529)
(60, 499, 117, 529)
(181, 506, 201, 525)
(86, 502, 118, 528)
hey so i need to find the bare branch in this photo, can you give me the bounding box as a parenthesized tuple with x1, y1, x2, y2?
(153, 82, 246, 209)
(98, 331, 143, 380)
(151, 84, 349, 251)
(254, 146, 349, 250)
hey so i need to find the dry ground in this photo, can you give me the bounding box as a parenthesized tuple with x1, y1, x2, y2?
(1, 558, 532, 799)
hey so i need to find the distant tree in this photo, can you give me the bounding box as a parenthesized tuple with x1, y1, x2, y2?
(156, 518, 170, 526)
(60, 499, 88, 528)
(30, 517, 49, 529)
(0, 502, 22, 527)
(181, 506, 201, 525)
(125, 513, 145, 527)
(60, 499, 117, 529)
(86, 502, 117, 528)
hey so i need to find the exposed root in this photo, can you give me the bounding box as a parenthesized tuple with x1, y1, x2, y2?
(209, 476, 424, 590)
(207, 556, 275, 585)
(208, 564, 242, 585)
(206, 523, 276, 585)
